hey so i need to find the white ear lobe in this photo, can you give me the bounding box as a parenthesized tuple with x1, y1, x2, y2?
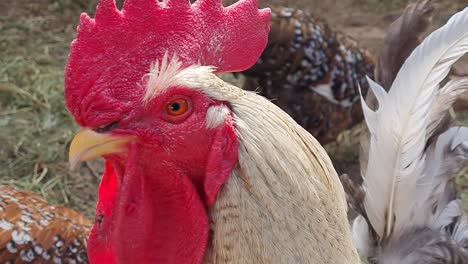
(206, 105, 230, 129)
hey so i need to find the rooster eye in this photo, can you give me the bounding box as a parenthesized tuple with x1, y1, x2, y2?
(166, 99, 189, 116)
(95, 121, 119, 133)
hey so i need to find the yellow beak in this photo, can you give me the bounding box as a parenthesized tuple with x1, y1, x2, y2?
(69, 128, 135, 169)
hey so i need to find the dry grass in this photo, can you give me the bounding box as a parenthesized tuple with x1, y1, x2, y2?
(1, 0, 467, 221)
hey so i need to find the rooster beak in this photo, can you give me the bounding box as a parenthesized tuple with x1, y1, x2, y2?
(69, 128, 135, 169)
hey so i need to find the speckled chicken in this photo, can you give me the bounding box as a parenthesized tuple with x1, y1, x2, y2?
(0, 186, 91, 263)
(242, 6, 375, 144)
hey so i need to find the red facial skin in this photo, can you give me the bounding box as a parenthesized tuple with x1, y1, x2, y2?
(80, 87, 238, 263)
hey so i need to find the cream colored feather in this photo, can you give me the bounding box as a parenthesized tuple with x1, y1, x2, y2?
(360, 6, 468, 240)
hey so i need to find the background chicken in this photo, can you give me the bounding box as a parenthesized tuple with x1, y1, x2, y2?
(344, 1, 468, 262)
(0, 185, 90, 263)
(241, 6, 375, 144)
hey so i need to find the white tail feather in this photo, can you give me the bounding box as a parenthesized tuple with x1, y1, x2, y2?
(361, 7, 468, 239)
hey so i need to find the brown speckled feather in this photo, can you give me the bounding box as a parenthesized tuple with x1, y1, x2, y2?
(242, 6, 375, 144)
(0, 186, 91, 264)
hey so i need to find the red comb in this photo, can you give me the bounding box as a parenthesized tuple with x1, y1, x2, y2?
(70, 0, 270, 69)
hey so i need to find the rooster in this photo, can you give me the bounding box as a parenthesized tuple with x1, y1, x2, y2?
(241, 6, 375, 144)
(0, 185, 91, 263)
(65, 0, 359, 263)
(61, 0, 468, 263)
(345, 1, 468, 262)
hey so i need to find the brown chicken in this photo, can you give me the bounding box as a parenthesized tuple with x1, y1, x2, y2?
(0, 186, 91, 263)
(242, 6, 375, 144)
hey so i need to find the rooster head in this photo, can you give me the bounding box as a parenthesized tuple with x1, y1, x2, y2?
(64, 0, 270, 263)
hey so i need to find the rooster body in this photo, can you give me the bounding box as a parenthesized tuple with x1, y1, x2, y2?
(67, 38, 360, 264)
(242, 7, 375, 143)
(65, 0, 359, 263)
(0, 186, 90, 264)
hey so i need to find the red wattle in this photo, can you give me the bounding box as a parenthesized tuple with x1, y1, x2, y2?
(88, 152, 210, 264)
(87, 161, 117, 264)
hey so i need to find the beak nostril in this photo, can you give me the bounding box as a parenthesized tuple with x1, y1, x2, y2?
(95, 121, 120, 133)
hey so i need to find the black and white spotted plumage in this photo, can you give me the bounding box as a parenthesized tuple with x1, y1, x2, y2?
(242, 6, 375, 143)
(0, 186, 90, 263)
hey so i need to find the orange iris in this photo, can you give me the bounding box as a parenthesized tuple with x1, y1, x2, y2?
(166, 99, 188, 116)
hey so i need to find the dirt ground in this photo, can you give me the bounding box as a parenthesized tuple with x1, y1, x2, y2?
(1, 0, 468, 218)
